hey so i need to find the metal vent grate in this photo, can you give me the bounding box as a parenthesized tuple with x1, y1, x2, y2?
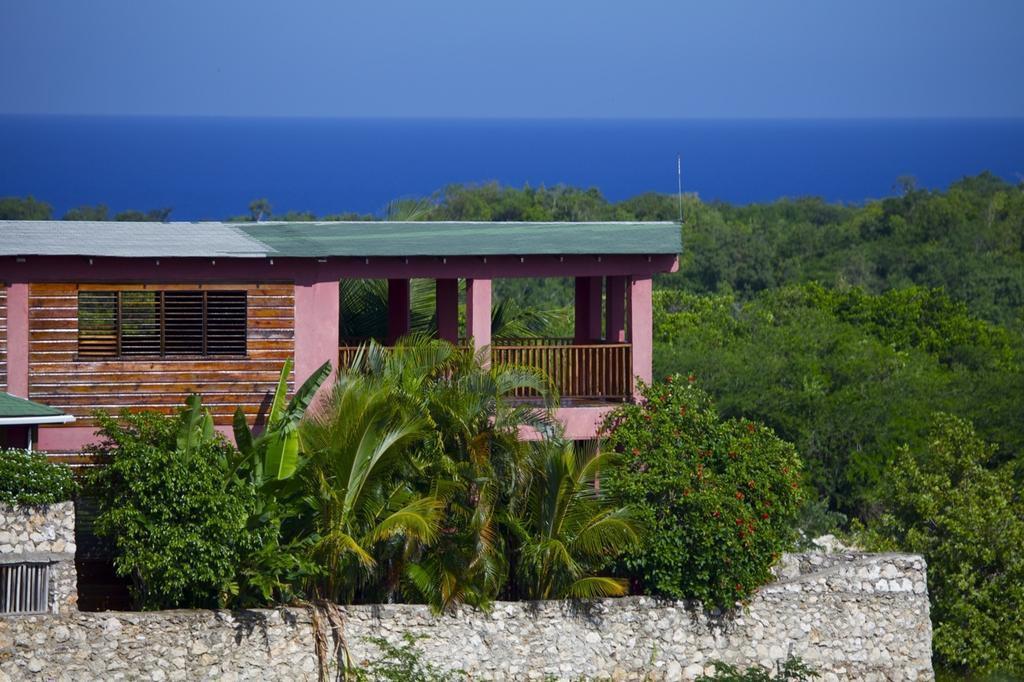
(0, 563, 50, 614)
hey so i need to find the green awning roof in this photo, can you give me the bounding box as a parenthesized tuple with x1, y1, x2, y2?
(0, 220, 681, 258)
(0, 393, 72, 422)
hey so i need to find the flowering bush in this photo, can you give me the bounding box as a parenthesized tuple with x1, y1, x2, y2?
(0, 448, 77, 505)
(601, 376, 803, 607)
(89, 411, 265, 609)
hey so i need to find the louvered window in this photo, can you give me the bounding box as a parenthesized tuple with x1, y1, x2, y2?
(0, 563, 49, 614)
(78, 290, 247, 358)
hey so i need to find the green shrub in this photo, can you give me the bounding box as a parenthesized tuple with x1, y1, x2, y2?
(698, 657, 818, 681)
(353, 634, 466, 681)
(88, 410, 264, 609)
(859, 414, 1024, 676)
(0, 448, 77, 505)
(601, 377, 804, 607)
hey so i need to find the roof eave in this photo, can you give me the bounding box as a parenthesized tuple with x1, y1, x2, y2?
(0, 415, 76, 426)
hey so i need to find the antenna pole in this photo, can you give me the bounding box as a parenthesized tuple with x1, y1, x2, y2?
(676, 154, 684, 224)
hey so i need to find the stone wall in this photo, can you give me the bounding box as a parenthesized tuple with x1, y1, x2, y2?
(0, 502, 77, 615)
(0, 552, 932, 681)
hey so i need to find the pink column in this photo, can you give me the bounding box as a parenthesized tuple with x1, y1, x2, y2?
(387, 278, 411, 344)
(574, 276, 603, 343)
(294, 277, 340, 387)
(435, 279, 459, 343)
(605, 275, 627, 343)
(6, 282, 29, 398)
(465, 278, 491, 365)
(628, 276, 653, 397)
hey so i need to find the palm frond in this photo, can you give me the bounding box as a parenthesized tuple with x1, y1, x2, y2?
(565, 576, 630, 599)
(569, 507, 643, 559)
(369, 495, 443, 546)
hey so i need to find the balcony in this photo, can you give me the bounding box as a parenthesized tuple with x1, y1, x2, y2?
(339, 337, 633, 404)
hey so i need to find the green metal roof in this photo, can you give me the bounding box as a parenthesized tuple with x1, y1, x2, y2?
(239, 221, 681, 257)
(0, 220, 681, 258)
(0, 393, 67, 419)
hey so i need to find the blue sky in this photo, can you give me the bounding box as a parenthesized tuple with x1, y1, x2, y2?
(1, 0, 1022, 118)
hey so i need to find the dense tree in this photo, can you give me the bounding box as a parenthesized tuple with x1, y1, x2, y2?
(114, 207, 173, 222)
(651, 285, 1023, 518)
(859, 414, 1024, 675)
(62, 203, 109, 221)
(0, 195, 52, 219)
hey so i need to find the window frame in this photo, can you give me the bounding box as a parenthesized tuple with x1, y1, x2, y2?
(76, 286, 248, 360)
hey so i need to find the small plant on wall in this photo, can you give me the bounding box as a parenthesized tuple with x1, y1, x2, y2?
(601, 375, 805, 607)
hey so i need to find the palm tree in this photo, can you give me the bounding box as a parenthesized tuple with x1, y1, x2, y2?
(349, 337, 555, 611)
(505, 439, 644, 600)
(297, 372, 443, 603)
(340, 279, 437, 343)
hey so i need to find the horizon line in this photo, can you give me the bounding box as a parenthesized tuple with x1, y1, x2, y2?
(2, 113, 1024, 123)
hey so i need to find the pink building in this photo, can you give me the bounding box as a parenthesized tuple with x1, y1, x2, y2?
(0, 220, 679, 462)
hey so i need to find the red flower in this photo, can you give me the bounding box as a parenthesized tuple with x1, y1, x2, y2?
(746, 423, 755, 433)
(631, 448, 641, 457)
(735, 583, 743, 592)
(761, 512, 770, 520)
(687, 374, 696, 383)
(712, 510, 721, 518)
(734, 491, 745, 500)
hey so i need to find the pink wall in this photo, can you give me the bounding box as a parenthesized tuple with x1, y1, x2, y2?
(36, 424, 236, 453)
(629, 276, 653, 395)
(294, 276, 340, 387)
(36, 425, 100, 452)
(518, 406, 616, 441)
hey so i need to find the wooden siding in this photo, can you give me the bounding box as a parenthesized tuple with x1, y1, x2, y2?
(0, 285, 6, 392)
(28, 283, 294, 426)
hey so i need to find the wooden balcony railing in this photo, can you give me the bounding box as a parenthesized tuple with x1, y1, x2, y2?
(339, 338, 633, 402)
(492, 341, 632, 401)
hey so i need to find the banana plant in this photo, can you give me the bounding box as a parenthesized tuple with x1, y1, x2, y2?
(232, 358, 333, 483)
(176, 393, 217, 458)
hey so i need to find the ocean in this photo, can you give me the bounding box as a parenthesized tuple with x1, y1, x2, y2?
(1, 116, 1022, 220)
